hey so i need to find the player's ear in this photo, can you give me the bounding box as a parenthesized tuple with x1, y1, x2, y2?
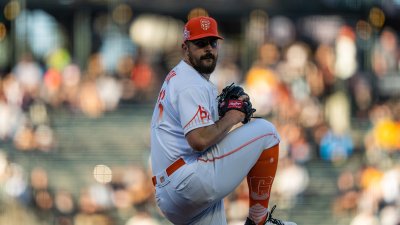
(182, 42, 188, 51)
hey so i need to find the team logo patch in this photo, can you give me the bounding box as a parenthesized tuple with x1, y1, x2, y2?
(183, 105, 212, 129)
(200, 19, 210, 30)
(183, 27, 190, 40)
(227, 100, 243, 109)
(199, 106, 210, 121)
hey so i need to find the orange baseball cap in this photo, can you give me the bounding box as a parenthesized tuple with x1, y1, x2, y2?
(183, 16, 224, 41)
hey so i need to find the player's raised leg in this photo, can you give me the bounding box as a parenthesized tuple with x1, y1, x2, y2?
(246, 144, 279, 224)
(244, 145, 297, 225)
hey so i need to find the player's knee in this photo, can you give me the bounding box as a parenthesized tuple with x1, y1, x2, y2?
(252, 118, 277, 133)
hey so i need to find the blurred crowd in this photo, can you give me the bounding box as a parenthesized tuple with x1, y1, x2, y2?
(0, 48, 162, 152)
(0, 150, 166, 225)
(1, 10, 400, 225)
(236, 25, 400, 225)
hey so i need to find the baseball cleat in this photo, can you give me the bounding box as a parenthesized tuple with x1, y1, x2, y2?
(244, 205, 297, 225)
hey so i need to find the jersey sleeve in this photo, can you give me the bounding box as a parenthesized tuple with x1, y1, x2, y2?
(177, 86, 215, 135)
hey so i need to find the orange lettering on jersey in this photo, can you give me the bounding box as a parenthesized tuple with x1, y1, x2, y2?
(158, 103, 164, 121)
(157, 89, 166, 121)
(165, 70, 176, 83)
(158, 89, 166, 102)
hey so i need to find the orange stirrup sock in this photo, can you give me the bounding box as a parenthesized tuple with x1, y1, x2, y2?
(247, 144, 279, 225)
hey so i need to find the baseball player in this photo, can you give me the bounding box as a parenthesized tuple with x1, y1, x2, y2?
(150, 16, 297, 225)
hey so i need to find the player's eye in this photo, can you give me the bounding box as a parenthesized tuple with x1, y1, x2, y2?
(191, 39, 218, 48)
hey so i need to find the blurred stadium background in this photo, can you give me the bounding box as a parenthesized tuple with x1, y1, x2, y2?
(0, 0, 400, 225)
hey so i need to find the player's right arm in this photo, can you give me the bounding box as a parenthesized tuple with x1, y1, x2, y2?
(177, 84, 247, 152)
(186, 109, 244, 152)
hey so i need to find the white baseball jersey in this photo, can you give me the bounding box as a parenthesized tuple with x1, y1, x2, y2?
(150, 60, 281, 225)
(150, 60, 219, 175)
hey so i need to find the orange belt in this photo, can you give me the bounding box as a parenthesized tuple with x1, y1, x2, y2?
(152, 158, 186, 186)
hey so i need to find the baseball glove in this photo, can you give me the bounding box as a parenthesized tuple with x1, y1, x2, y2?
(217, 83, 256, 124)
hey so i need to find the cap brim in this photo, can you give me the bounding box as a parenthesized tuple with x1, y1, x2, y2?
(187, 34, 224, 41)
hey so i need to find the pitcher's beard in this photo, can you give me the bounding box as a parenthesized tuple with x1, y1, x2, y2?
(189, 54, 217, 75)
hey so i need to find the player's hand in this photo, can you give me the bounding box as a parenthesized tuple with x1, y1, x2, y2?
(224, 109, 246, 124)
(220, 94, 248, 124)
(238, 94, 249, 102)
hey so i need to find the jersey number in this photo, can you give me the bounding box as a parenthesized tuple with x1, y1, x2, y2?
(157, 89, 166, 121)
